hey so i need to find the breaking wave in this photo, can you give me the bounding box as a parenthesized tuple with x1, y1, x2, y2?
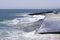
(0, 14, 45, 26)
(0, 13, 59, 40)
(0, 14, 46, 40)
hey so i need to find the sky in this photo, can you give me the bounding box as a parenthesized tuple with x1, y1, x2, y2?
(0, 0, 60, 9)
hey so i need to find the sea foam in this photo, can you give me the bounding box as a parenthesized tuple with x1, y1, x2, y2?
(0, 15, 45, 26)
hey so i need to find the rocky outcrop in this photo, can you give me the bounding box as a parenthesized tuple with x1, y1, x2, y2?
(28, 10, 53, 15)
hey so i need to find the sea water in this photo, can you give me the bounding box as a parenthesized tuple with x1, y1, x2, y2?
(0, 9, 59, 40)
(0, 9, 45, 40)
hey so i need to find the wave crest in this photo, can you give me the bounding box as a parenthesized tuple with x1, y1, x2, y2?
(0, 15, 45, 26)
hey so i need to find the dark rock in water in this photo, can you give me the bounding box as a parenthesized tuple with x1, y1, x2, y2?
(43, 10, 53, 13)
(29, 12, 44, 15)
(28, 10, 53, 15)
(53, 11, 59, 14)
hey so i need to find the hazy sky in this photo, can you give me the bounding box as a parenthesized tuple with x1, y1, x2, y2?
(0, 0, 60, 9)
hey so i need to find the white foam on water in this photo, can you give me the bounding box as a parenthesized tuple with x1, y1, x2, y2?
(0, 19, 19, 26)
(0, 30, 59, 40)
(0, 15, 45, 26)
(23, 31, 39, 39)
(0, 14, 60, 40)
(16, 15, 45, 23)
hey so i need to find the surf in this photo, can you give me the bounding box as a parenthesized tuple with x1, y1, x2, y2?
(0, 14, 45, 26)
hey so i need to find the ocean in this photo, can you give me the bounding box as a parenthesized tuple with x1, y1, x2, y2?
(0, 9, 45, 30)
(0, 9, 46, 40)
(0, 9, 43, 21)
(0, 9, 60, 40)
(0, 9, 60, 21)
